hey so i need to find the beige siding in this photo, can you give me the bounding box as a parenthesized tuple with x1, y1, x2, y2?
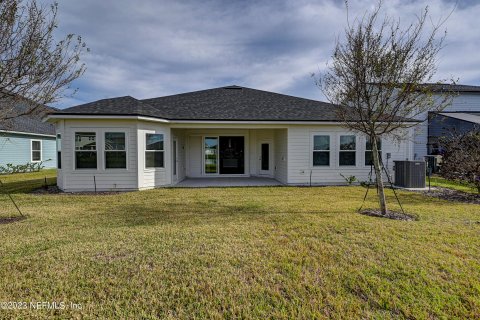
(287, 125, 411, 185)
(60, 119, 138, 192)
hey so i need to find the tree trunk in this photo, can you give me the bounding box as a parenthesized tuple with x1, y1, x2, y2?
(372, 138, 388, 215)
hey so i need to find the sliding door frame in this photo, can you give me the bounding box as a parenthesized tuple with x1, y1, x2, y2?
(202, 134, 248, 176)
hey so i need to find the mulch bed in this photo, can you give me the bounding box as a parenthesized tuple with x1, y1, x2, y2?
(422, 187, 480, 205)
(31, 186, 61, 194)
(359, 209, 417, 221)
(31, 186, 128, 196)
(0, 216, 26, 224)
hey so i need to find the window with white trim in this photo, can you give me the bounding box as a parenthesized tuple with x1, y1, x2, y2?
(31, 140, 42, 162)
(312, 135, 330, 166)
(75, 132, 97, 169)
(339, 135, 356, 166)
(365, 137, 382, 166)
(105, 132, 126, 169)
(145, 133, 164, 168)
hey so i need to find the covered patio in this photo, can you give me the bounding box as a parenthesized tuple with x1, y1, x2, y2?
(170, 127, 288, 186)
(173, 177, 283, 188)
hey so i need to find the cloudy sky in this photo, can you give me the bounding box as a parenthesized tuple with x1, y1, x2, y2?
(42, 0, 479, 108)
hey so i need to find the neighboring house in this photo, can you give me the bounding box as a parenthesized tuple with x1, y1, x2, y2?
(0, 102, 57, 169)
(413, 84, 480, 160)
(47, 85, 416, 192)
(427, 112, 480, 155)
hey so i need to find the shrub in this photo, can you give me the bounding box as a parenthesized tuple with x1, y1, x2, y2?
(340, 174, 357, 185)
(0, 160, 49, 174)
(439, 128, 480, 193)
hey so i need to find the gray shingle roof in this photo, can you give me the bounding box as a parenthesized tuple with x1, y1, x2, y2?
(57, 96, 144, 116)
(53, 86, 347, 121)
(421, 83, 480, 93)
(0, 100, 56, 135)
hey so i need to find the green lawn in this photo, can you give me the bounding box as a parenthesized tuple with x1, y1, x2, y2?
(0, 171, 479, 319)
(428, 175, 479, 194)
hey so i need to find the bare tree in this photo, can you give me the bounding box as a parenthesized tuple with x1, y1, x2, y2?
(0, 0, 87, 124)
(439, 128, 480, 194)
(317, 1, 455, 215)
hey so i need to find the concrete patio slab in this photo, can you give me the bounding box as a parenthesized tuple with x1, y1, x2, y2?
(173, 177, 283, 188)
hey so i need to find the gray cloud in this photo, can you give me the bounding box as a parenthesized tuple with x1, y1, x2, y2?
(42, 0, 478, 108)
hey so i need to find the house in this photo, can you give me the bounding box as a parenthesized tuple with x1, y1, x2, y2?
(0, 101, 57, 170)
(427, 111, 480, 155)
(413, 84, 480, 160)
(47, 85, 416, 191)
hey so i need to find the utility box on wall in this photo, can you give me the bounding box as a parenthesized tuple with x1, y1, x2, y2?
(394, 161, 426, 188)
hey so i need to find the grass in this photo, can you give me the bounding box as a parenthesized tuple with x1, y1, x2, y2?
(0, 171, 479, 319)
(428, 175, 479, 194)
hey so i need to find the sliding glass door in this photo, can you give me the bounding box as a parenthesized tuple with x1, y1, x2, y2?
(204, 136, 245, 175)
(219, 136, 244, 174)
(204, 137, 218, 174)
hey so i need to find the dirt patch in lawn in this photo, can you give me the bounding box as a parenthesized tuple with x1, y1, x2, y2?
(422, 188, 480, 205)
(359, 209, 417, 221)
(0, 216, 26, 224)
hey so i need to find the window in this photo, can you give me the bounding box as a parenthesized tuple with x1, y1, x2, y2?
(339, 135, 356, 166)
(56, 134, 62, 169)
(312, 135, 330, 166)
(365, 137, 382, 166)
(204, 137, 218, 174)
(31, 140, 42, 162)
(145, 133, 164, 168)
(75, 132, 97, 169)
(105, 132, 126, 169)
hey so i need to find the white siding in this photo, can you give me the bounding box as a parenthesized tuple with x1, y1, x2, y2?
(60, 119, 138, 192)
(184, 129, 251, 177)
(172, 129, 186, 183)
(413, 93, 480, 159)
(137, 121, 171, 189)
(274, 129, 288, 183)
(250, 129, 275, 176)
(55, 120, 64, 190)
(286, 125, 412, 185)
(187, 135, 202, 177)
(56, 120, 415, 190)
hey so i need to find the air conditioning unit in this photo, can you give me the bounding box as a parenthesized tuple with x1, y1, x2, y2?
(394, 161, 426, 188)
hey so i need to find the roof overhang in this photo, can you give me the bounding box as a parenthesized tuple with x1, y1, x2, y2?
(438, 112, 480, 125)
(0, 129, 55, 138)
(45, 114, 418, 125)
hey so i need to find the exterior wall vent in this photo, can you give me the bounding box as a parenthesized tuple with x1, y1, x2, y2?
(223, 86, 243, 90)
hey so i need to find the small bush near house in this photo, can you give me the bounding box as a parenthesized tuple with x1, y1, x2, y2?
(339, 174, 357, 185)
(0, 160, 49, 174)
